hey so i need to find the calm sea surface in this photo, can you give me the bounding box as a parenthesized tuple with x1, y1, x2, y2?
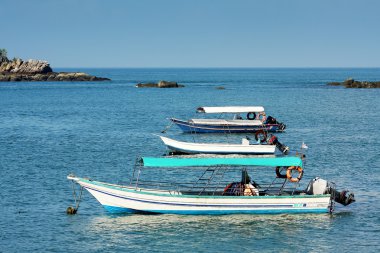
(1, 68, 379, 252)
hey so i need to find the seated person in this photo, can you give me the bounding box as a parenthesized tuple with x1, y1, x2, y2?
(241, 169, 259, 196)
(260, 112, 267, 123)
(244, 183, 259, 196)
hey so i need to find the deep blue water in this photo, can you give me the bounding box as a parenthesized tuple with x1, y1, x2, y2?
(1, 68, 379, 252)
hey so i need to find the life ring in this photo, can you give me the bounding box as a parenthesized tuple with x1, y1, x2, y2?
(275, 166, 287, 178)
(247, 112, 256, 120)
(286, 166, 304, 183)
(254, 130, 267, 143)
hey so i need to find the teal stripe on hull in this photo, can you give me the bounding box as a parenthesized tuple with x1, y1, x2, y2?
(103, 205, 137, 213)
(102, 205, 328, 215)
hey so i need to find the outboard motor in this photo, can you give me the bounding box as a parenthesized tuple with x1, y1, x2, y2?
(268, 135, 289, 155)
(278, 123, 286, 131)
(330, 188, 356, 206)
(266, 116, 277, 124)
(306, 177, 355, 206)
(266, 116, 286, 131)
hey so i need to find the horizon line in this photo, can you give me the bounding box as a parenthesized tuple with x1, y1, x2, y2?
(54, 66, 380, 69)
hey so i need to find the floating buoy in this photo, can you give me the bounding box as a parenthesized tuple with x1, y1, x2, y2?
(66, 206, 77, 215)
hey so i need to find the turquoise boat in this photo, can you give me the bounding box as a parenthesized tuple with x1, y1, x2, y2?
(67, 156, 355, 215)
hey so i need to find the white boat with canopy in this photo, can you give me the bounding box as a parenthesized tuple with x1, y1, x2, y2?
(67, 156, 355, 215)
(169, 106, 286, 133)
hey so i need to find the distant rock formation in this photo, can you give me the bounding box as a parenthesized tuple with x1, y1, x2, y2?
(0, 53, 110, 82)
(0, 59, 52, 74)
(328, 78, 380, 88)
(0, 72, 109, 82)
(136, 80, 184, 88)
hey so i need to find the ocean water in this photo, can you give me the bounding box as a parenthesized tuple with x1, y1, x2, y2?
(1, 68, 379, 252)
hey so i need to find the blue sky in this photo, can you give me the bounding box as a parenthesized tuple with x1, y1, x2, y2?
(1, 0, 379, 67)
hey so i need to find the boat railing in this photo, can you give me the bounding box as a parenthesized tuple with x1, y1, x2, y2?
(131, 158, 301, 196)
(129, 178, 300, 196)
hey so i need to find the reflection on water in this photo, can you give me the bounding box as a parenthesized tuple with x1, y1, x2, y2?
(89, 213, 334, 232)
(79, 213, 336, 252)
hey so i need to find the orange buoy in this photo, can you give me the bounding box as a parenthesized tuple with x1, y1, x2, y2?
(286, 166, 304, 183)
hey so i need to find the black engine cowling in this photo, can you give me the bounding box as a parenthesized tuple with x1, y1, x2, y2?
(266, 116, 286, 131)
(330, 188, 355, 206)
(306, 178, 355, 206)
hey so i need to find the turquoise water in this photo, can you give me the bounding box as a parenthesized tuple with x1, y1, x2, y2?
(1, 68, 379, 252)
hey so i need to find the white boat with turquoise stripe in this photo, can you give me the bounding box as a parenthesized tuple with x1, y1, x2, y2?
(67, 156, 355, 215)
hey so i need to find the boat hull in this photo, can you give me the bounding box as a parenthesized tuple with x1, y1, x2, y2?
(171, 118, 284, 133)
(159, 136, 276, 155)
(76, 178, 331, 215)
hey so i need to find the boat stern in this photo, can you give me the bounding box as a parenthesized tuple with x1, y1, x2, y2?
(305, 177, 355, 209)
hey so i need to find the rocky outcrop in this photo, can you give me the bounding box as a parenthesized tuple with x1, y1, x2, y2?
(136, 82, 158, 88)
(0, 72, 109, 82)
(0, 57, 110, 82)
(328, 78, 380, 88)
(0, 59, 52, 74)
(136, 80, 184, 88)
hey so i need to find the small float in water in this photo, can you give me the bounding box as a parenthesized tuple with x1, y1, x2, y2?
(67, 156, 355, 215)
(169, 106, 286, 133)
(158, 133, 289, 155)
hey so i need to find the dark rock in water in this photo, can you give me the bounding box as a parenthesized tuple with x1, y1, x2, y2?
(0, 72, 110, 82)
(0, 56, 110, 82)
(216, 86, 225, 90)
(158, 80, 178, 88)
(136, 80, 184, 88)
(158, 80, 185, 88)
(327, 78, 380, 88)
(136, 82, 159, 88)
(327, 82, 341, 86)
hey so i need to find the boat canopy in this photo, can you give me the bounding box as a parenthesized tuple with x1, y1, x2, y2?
(196, 106, 265, 114)
(142, 156, 303, 168)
